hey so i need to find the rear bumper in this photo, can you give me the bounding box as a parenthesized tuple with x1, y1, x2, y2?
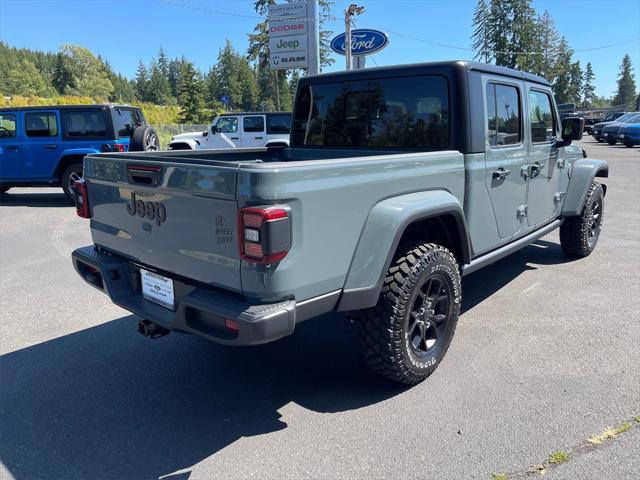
(72, 246, 338, 346)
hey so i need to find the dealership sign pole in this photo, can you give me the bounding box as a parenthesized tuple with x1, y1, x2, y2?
(268, 1, 319, 75)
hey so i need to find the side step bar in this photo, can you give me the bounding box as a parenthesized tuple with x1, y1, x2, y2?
(462, 219, 563, 277)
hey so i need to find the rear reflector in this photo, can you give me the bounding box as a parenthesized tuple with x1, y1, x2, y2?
(224, 318, 239, 332)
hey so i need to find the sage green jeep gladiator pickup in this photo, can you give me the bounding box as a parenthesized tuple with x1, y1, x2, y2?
(72, 61, 607, 385)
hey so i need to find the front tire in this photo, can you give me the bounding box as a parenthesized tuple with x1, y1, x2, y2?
(560, 182, 604, 257)
(358, 243, 462, 385)
(61, 162, 83, 202)
(606, 138, 616, 145)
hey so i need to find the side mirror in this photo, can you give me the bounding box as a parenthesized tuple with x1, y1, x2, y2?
(211, 125, 218, 134)
(202, 131, 208, 137)
(556, 117, 584, 147)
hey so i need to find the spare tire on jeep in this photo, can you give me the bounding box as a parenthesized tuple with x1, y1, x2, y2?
(130, 126, 160, 152)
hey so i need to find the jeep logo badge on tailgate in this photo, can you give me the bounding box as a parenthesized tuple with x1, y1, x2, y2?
(126, 192, 166, 226)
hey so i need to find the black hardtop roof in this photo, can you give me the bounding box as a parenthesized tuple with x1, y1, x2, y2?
(219, 111, 291, 117)
(301, 60, 550, 86)
(0, 104, 139, 112)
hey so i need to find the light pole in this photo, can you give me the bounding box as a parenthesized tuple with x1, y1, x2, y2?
(345, 3, 365, 70)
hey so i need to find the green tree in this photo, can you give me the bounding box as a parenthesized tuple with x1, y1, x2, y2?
(134, 60, 149, 102)
(104, 61, 136, 102)
(582, 62, 596, 108)
(568, 61, 583, 105)
(487, 0, 512, 67)
(177, 61, 209, 123)
(471, 0, 491, 63)
(510, 0, 538, 71)
(5, 59, 49, 96)
(551, 37, 574, 104)
(148, 59, 174, 105)
(612, 54, 637, 109)
(535, 10, 560, 80)
(55, 45, 114, 98)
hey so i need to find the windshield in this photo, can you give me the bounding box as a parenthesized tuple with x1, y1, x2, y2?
(292, 75, 450, 149)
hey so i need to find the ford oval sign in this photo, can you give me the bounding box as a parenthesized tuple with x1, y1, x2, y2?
(330, 29, 389, 56)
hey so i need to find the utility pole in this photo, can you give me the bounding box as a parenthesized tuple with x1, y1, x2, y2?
(344, 3, 365, 70)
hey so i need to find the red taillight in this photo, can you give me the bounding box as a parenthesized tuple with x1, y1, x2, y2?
(238, 206, 291, 264)
(224, 318, 239, 333)
(113, 143, 125, 152)
(74, 180, 91, 218)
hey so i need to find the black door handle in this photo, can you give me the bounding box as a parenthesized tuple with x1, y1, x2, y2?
(230, 137, 239, 140)
(6, 145, 19, 151)
(492, 168, 511, 180)
(44, 144, 58, 149)
(530, 162, 544, 177)
(255, 136, 264, 140)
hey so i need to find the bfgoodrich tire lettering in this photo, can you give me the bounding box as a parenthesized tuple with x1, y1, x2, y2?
(560, 181, 604, 257)
(358, 243, 461, 385)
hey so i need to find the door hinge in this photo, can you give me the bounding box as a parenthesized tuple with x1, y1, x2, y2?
(554, 192, 566, 204)
(520, 165, 530, 179)
(557, 157, 567, 169)
(517, 204, 528, 219)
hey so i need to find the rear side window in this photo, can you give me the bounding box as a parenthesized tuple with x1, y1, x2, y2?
(0, 113, 16, 138)
(113, 108, 144, 138)
(486, 83, 521, 146)
(293, 75, 450, 149)
(25, 112, 58, 137)
(266, 113, 291, 134)
(62, 110, 107, 138)
(529, 90, 556, 143)
(243, 116, 265, 133)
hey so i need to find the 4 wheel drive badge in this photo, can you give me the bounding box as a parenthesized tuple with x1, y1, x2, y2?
(126, 192, 166, 226)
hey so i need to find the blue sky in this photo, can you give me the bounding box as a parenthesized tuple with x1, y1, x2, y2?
(1, 0, 639, 98)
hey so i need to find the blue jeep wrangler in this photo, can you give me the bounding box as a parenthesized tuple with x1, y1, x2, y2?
(0, 104, 158, 201)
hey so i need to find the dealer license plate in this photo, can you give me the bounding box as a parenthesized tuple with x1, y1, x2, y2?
(140, 268, 175, 310)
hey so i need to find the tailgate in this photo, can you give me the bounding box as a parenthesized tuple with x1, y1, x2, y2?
(84, 155, 242, 292)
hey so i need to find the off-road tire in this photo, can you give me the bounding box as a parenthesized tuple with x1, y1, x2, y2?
(130, 126, 160, 152)
(358, 243, 462, 385)
(606, 138, 616, 145)
(623, 142, 634, 148)
(560, 182, 604, 257)
(61, 162, 83, 202)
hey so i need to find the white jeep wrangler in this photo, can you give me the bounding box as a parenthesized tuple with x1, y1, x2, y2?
(169, 112, 291, 150)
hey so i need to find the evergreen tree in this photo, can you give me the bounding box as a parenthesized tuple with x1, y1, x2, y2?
(177, 61, 209, 123)
(568, 61, 583, 105)
(104, 61, 136, 102)
(535, 10, 560, 80)
(52, 52, 73, 94)
(134, 60, 149, 101)
(148, 59, 174, 105)
(487, 0, 511, 67)
(582, 62, 596, 108)
(510, 0, 538, 71)
(612, 54, 637, 109)
(551, 37, 573, 104)
(471, 0, 491, 63)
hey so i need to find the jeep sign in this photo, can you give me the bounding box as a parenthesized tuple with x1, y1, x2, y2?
(267, 1, 319, 73)
(330, 29, 389, 56)
(269, 34, 307, 54)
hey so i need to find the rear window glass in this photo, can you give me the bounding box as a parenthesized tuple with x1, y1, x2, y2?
(266, 113, 291, 134)
(25, 112, 58, 137)
(293, 75, 450, 149)
(243, 116, 265, 133)
(113, 108, 144, 138)
(63, 110, 107, 138)
(0, 113, 16, 138)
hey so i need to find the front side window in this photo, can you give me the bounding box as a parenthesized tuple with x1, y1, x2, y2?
(215, 117, 238, 134)
(486, 83, 521, 146)
(243, 116, 265, 133)
(292, 75, 450, 149)
(0, 114, 16, 138)
(25, 112, 58, 137)
(529, 90, 556, 143)
(113, 108, 143, 138)
(63, 110, 107, 138)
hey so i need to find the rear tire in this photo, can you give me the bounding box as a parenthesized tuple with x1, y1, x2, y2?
(61, 162, 83, 203)
(606, 138, 616, 145)
(358, 243, 461, 385)
(624, 142, 634, 148)
(560, 182, 604, 258)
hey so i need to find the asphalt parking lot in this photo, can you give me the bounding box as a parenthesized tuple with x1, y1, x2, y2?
(1, 138, 638, 480)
